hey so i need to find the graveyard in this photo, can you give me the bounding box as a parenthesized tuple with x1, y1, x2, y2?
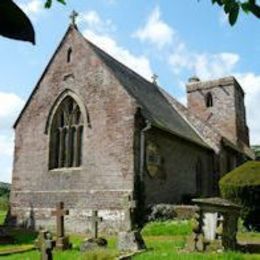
(1, 2, 260, 260)
(0, 208, 260, 259)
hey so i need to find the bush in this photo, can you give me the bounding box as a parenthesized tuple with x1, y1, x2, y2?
(219, 161, 260, 231)
(0, 196, 9, 211)
(0, 182, 10, 197)
(147, 204, 177, 221)
(147, 204, 198, 222)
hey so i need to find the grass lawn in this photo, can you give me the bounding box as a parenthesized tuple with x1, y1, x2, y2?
(0, 215, 259, 259)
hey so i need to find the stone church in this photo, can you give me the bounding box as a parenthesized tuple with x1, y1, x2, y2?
(10, 22, 254, 232)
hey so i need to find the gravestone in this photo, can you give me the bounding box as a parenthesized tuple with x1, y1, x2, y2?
(35, 230, 55, 260)
(189, 197, 241, 252)
(203, 212, 218, 241)
(26, 205, 35, 230)
(117, 195, 146, 252)
(51, 202, 70, 250)
(80, 210, 107, 251)
(88, 210, 102, 239)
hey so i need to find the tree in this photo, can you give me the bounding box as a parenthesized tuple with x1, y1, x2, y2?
(0, 0, 259, 45)
(208, 0, 260, 25)
(0, 0, 66, 45)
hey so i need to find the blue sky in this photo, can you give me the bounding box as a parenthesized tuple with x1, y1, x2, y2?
(1, 0, 260, 183)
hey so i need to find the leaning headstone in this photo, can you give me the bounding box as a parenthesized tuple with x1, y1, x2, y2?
(26, 204, 35, 230)
(80, 210, 108, 252)
(35, 230, 55, 260)
(117, 195, 146, 252)
(51, 201, 71, 250)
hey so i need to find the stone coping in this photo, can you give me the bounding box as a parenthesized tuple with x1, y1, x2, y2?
(192, 197, 241, 210)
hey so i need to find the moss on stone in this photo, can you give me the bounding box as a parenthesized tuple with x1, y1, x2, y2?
(219, 161, 260, 187)
(219, 161, 260, 231)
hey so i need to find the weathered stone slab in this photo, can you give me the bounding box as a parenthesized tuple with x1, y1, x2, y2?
(80, 237, 107, 252)
(118, 231, 146, 252)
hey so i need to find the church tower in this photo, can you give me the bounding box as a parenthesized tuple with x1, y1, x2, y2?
(186, 76, 249, 145)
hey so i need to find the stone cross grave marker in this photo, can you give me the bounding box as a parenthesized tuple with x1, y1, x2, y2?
(124, 195, 137, 231)
(87, 210, 103, 239)
(52, 202, 69, 238)
(35, 230, 54, 260)
(51, 201, 70, 250)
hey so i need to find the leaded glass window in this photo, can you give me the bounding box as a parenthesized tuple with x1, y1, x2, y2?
(49, 96, 83, 169)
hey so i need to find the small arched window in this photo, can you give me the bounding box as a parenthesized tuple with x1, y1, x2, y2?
(205, 92, 213, 107)
(195, 159, 203, 195)
(49, 96, 83, 169)
(67, 48, 72, 63)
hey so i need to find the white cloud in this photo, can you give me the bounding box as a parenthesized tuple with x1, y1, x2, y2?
(219, 10, 228, 26)
(169, 43, 239, 80)
(0, 92, 24, 183)
(81, 11, 153, 80)
(19, 0, 42, 17)
(133, 6, 174, 49)
(79, 10, 116, 34)
(193, 52, 239, 79)
(235, 73, 260, 145)
(0, 92, 24, 130)
(133, 6, 239, 80)
(0, 135, 14, 157)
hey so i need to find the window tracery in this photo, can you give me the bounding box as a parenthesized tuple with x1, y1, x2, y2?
(49, 96, 83, 169)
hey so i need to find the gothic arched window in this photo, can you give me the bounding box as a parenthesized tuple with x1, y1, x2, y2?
(49, 96, 83, 169)
(205, 92, 213, 107)
(195, 159, 203, 195)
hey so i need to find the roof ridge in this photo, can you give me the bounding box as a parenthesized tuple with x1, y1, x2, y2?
(78, 31, 155, 88)
(78, 32, 210, 149)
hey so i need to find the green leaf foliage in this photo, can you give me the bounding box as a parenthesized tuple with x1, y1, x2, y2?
(45, 0, 66, 9)
(219, 161, 260, 231)
(207, 0, 260, 25)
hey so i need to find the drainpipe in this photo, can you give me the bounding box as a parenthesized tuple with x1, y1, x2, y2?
(139, 120, 152, 182)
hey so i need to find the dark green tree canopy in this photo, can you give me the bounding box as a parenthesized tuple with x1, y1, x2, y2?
(0, 0, 66, 44)
(0, 0, 259, 45)
(208, 0, 260, 25)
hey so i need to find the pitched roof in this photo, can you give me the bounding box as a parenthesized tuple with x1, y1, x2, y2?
(84, 35, 211, 149)
(161, 87, 254, 158)
(160, 88, 223, 152)
(13, 25, 210, 149)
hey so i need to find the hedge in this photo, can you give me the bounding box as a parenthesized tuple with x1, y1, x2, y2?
(219, 161, 260, 231)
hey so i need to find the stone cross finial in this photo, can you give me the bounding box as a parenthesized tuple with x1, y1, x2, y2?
(70, 10, 78, 26)
(151, 74, 158, 85)
(87, 210, 103, 239)
(35, 230, 54, 260)
(124, 195, 137, 231)
(51, 202, 69, 239)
